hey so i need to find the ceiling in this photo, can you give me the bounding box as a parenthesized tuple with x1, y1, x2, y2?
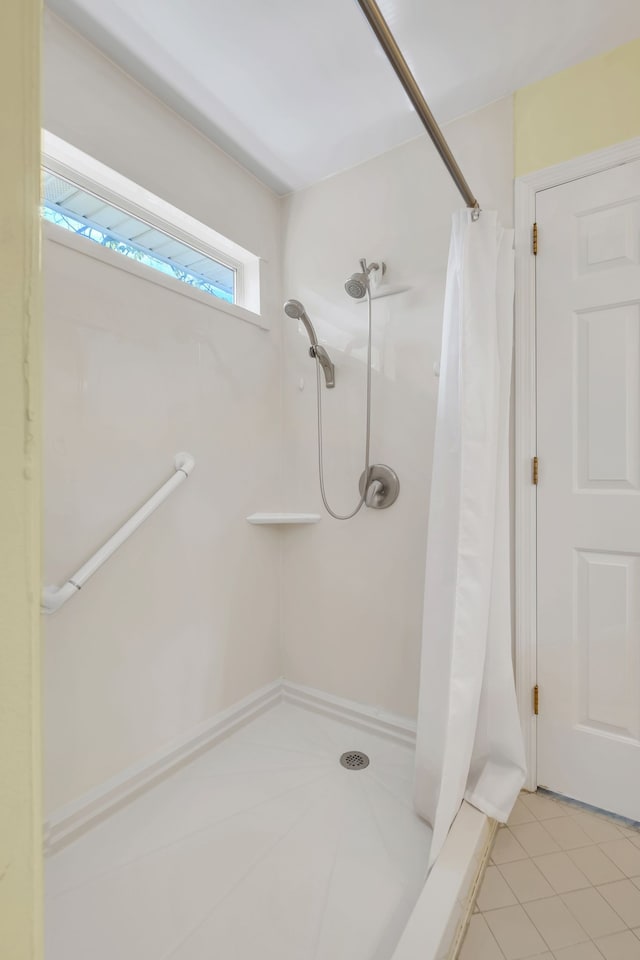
(48, 0, 640, 194)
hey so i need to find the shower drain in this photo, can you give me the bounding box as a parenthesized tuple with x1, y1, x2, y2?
(339, 750, 370, 770)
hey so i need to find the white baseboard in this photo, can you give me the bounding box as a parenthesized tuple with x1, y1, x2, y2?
(44, 679, 282, 855)
(45, 678, 417, 855)
(281, 679, 416, 746)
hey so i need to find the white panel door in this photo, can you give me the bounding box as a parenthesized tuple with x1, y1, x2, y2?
(536, 158, 640, 819)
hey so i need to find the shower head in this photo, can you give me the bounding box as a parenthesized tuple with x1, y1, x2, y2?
(344, 272, 368, 300)
(344, 260, 383, 299)
(283, 298, 318, 348)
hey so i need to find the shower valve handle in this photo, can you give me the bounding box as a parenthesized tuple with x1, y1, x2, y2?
(365, 479, 384, 507)
(359, 464, 400, 510)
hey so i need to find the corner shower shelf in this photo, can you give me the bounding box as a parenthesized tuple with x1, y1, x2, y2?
(246, 513, 321, 525)
(356, 283, 410, 302)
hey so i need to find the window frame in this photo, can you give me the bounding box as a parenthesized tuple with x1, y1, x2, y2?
(42, 131, 265, 329)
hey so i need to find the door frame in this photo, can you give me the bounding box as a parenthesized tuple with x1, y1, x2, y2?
(514, 136, 640, 792)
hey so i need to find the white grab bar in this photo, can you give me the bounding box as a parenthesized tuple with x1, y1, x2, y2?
(42, 452, 195, 615)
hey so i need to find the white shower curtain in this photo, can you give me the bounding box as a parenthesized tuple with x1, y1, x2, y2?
(414, 209, 526, 865)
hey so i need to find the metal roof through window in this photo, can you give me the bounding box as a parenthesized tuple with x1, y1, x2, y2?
(42, 170, 235, 303)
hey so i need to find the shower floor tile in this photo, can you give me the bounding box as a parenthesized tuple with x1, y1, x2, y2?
(45, 702, 432, 960)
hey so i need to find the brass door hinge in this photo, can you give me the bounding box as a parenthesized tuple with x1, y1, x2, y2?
(532, 456, 539, 485)
(533, 222, 538, 256)
(533, 684, 540, 716)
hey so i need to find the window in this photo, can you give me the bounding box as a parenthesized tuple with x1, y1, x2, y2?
(42, 170, 235, 303)
(41, 131, 264, 325)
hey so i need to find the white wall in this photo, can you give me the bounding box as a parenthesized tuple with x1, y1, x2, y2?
(280, 97, 514, 718)
(43, 15, 283, 813)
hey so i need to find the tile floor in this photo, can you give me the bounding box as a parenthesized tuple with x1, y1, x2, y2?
(46, 703, 432, 960)
(461, 791, 640, 960)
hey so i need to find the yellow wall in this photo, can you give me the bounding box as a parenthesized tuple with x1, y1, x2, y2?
(0, 1, 43, 958)
(515, 37, 640, 175)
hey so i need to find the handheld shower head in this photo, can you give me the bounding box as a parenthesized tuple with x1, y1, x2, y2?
(283, 298, 305, 320)
(283, 298, 318, 347)
(283, 298, 335, 388)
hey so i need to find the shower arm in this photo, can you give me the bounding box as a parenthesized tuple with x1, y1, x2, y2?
(355, 0, 480, 217)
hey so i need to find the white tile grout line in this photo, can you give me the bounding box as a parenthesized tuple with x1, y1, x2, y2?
(462, 791, 640, 960)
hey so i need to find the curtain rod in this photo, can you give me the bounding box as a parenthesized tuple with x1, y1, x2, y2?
(355, 0, 480, 215)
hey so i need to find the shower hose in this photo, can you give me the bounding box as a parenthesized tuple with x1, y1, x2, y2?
(314, 285, 373, 520)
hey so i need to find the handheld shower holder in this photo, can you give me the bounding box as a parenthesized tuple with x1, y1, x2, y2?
(310, 344, 335, 389)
